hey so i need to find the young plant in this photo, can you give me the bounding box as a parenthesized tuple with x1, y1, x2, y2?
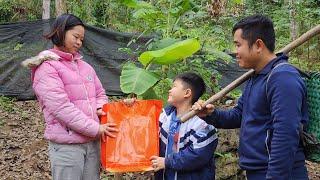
(120, 38, 200, 101)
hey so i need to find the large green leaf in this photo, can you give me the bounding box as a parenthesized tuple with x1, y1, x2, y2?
(138, 88, 159, 100)
(149, 38, 180, 50)
(120, 63, 160, 95)
(138, 38, 200, 66)
(122, 0, 153, 9)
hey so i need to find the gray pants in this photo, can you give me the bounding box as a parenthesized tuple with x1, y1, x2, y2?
(48, 140, 100, 180)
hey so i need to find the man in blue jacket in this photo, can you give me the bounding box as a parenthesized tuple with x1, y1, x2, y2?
(193, 14, 309, 179)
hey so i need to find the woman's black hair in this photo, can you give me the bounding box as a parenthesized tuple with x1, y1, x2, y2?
(44, 14, 84, 46)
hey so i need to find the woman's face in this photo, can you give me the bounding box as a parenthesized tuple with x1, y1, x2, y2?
(62, 25, 84, 54)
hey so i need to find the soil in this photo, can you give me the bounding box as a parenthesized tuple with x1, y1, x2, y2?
(0, 100, 319, 179)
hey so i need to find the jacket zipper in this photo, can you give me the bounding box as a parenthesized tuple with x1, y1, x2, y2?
(174, 127, 180, 180)
(265, 129, 271, 160)
(162, 111, 168, 180)
(73, 61, 94, 119)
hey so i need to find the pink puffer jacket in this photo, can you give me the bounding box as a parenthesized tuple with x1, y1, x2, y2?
(32, 48, 107, 144)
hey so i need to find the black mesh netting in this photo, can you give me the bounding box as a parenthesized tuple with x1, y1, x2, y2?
(0, 19, 246, 100)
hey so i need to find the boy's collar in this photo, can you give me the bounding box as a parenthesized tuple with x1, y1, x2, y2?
(164, 105, 176, 116)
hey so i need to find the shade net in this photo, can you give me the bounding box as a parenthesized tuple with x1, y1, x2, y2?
(0, 19, 246, 100)
(0, 19, 150, 100)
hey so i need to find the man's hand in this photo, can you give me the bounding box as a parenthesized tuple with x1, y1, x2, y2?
(98, 123, 119, 142)
(150, 156, 165, 172)
(191, 100, 215, 117)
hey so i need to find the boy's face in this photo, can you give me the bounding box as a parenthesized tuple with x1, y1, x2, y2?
(233, 29, 260, 69)
(167, 79, 191, 106)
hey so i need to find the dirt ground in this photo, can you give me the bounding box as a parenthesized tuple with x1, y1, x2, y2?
(0, 100, 319, 179)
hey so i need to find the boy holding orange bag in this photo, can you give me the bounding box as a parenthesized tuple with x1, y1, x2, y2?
(151, 72, 218, 180)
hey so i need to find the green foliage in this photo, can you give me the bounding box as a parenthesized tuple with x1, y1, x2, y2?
(117, 0, 229, 100)
(139, 38, 200, 66)
(148, 38, 180, 50)
(120, 38, 201, 101)
(0, 96, 15, 112)
(1, 0, 319, 103)
(215, 152, 233, 159)
(229, 89, 242, 99)
(13, 43, 23, 51)
(0, 0, 42, 23)
(149, 77, 172, 102)
(120, 62, 160, 95)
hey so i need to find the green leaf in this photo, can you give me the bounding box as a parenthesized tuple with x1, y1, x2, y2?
(139, 88, 159, 100)
(122, 0, 153, 9)
(204, 48, 233, 62)
(138, 38, 201, 66)
(14, 43, 23, 51)
(149, 38, 180, 50)
(232, 0, 243, 5)
(175, 0, 199, 14)
(120, 62, 160, 95)
(122, 0, 138, 8)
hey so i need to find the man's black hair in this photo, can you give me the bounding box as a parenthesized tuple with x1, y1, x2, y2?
(232, 14, 275, 52)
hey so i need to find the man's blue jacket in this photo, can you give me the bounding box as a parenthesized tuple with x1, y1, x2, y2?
(204, 53, 309, 179)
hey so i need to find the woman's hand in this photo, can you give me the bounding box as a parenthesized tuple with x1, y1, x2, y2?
(97, 108, 106, 116)
(191, 100, 215, 117)
(98, 123, 119, 142)
(150, 156, 165, 172)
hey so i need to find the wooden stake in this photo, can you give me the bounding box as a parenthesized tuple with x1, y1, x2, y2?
(42, 0, 50, 20)
(114, 173, 122, 180)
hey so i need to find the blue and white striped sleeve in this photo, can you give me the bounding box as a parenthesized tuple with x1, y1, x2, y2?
(165, 123, 218, 171)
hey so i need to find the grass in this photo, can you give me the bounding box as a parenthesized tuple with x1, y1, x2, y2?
(0, 95, 15, 113)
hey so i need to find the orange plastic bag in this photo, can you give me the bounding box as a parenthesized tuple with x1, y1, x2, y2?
(100, 100, 162, 172)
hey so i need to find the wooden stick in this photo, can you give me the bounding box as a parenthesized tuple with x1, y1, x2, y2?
(279, 25, 320, 54)
(180, 24, 320, 123)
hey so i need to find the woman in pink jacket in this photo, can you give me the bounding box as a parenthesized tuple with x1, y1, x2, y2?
(28, 14, 118, 179)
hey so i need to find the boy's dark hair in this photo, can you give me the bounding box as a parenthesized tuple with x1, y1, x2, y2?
(44, 14, 84, 46)
(232, 14, 275, 52)
(174, 72, 206, 104)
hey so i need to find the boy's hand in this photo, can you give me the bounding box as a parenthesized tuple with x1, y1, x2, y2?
(191, 100, 215, 117)
(150, 156, 165, 172)
(123, 98, 136, 106)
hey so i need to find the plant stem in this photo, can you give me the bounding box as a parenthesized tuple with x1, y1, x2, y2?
(166, 1, 172, 38)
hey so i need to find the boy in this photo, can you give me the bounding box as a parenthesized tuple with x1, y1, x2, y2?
(151, 72, 218, 180)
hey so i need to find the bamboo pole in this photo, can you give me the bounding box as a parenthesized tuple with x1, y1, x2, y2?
(180, 24, 320, 123)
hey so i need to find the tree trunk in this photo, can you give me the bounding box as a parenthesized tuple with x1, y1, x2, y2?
(42, 0, 50, 19)
(55, 0, 66, 17)
(289, 0, 298, 41)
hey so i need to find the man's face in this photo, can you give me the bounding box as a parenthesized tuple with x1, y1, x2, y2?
(233, 29, 258, 69)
